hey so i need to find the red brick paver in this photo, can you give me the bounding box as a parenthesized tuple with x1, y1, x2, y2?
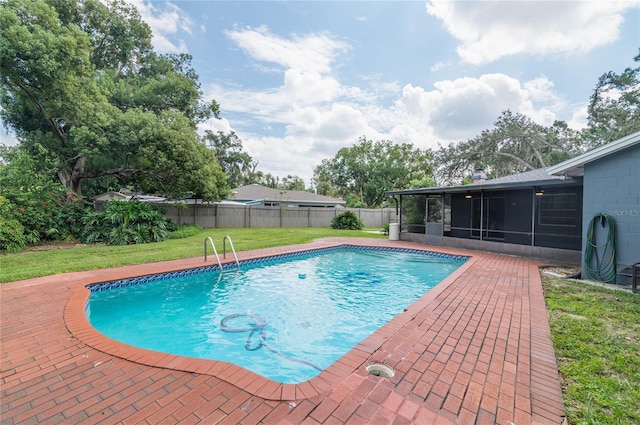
(1, 238, 565, 424)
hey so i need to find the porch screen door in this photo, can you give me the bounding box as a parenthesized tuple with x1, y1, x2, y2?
(426, 196, 444, 245)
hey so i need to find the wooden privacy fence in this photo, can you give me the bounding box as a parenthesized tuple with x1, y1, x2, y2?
(151, 203, 397, 229)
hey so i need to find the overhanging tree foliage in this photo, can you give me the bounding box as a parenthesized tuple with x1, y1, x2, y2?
(313, 136, 434, 208)
(434, 111, 582, 185)
(586, 50, 640, 145)
(0, 0, 228, 200)
(434, 52, 640, 185)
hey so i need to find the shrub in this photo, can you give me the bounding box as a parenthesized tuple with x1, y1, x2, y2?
(0, 147, 91, 250)
(81, 200, 175, 245)
(0, 197, 28, 252)
(331, 211, 364, 230)
(0, 216, 28, 252)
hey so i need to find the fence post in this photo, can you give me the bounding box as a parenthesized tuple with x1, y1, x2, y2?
(193, 199, 197, 224)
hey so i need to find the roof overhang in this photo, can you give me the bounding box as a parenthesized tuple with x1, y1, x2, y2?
(386, 177, 578, 197)
(547, 130, 640, 177)
(232, 198, 345, 206)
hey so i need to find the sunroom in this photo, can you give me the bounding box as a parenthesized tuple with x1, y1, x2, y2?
(385, 168, 583, 264)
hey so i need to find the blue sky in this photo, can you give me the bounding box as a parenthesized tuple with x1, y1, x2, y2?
(2, 1, 639, 187)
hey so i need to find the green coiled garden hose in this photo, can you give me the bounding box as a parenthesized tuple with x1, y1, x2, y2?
(584, 213, 616, 283)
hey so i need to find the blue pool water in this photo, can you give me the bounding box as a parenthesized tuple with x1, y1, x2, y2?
(87, 246, 466, 383)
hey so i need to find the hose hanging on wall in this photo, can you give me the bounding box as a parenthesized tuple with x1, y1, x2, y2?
(584, 213, 617, 283)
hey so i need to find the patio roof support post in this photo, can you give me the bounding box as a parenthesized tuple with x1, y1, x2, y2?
(531, 188, 536, 246)
(441, 194, 445, 237)
(480, 190, 484, 241)
(392, 195, 399, 220)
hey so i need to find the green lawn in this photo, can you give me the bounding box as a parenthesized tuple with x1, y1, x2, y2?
(0, 227, 387, 283)
(542, 275, 640, 424)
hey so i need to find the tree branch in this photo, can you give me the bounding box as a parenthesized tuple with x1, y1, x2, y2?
(16, 81, 67, 147)
(493, 152, 537, 170)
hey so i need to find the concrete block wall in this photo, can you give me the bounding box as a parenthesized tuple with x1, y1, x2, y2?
(582, 144, 640, 284)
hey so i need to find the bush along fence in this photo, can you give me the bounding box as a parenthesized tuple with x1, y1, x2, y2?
(146, 203, 397, 229)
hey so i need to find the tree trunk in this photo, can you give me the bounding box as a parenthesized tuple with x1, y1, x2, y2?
(57, 156, 86, 196)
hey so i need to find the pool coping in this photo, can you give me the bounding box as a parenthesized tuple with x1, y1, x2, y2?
(64, 240, 477, 402)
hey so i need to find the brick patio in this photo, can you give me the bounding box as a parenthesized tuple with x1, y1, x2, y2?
(1, 238, 565, 424)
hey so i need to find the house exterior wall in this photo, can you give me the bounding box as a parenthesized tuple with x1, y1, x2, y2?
(582, 144, 640, 284)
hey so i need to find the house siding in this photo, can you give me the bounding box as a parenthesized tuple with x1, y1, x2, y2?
(582, 144, 640, 284)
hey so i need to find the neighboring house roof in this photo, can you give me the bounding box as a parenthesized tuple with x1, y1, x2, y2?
(92, 192, 166, 202)
(386, 167, 574, 196)
(547, 130, 640, 177)
(93, 191, 128, 201)
(230, 184, 346, 206)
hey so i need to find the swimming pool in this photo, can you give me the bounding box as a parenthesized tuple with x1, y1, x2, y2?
(86, 245, 467, 383)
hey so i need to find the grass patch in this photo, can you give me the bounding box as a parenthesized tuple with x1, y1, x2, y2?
(0, 228, 386, 283)
(166, 224, 203, 239)
(542, 275, 640, 424)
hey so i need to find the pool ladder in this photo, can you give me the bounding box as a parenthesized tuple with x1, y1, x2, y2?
(204, 235, 240, 271)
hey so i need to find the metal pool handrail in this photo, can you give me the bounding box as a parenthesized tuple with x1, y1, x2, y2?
(204, 237, 223, 270)
(204, 236, 240, 271)
(223, 235, 240, 270)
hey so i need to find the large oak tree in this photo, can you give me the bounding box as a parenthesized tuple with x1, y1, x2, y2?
(434, 51, 640, 185)
(434, 111, 582, 185)
(1, 0, 228, 200)
(585, 50, 640, 145)
(313, 136, 433, 208)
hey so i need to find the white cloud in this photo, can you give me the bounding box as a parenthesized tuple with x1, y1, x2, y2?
(205, 70, 342, 122)
(201, 117, 234, 135)
(394, 73, 560, 142)
(287, 103, 369, 145)
(430, 62, 445, 72)
(567, 105, 590, 130)
(151, 35, 188, 54)
(224, 26, 350, 74)
(426, 0, 638, 64)
(523, 77, 558, 103)
(205, 71, 569, 185)
(282, 70, 341, 105)
(124, 0, 192, 53)
(199, 16, 585, 184)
